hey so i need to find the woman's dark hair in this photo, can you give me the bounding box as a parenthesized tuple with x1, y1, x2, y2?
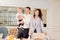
(34, 9, 42, 20)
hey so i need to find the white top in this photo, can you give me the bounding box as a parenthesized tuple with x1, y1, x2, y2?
(16, 13, 32, 28)
(16, 13, 24, 24)
(23, 14, 33, 28)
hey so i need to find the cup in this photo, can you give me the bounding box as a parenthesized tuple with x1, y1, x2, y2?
(9, 35, 14, 40)
(0, 33, 3, 39)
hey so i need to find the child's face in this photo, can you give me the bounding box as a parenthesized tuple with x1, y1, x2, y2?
(18, 8, 22, 13)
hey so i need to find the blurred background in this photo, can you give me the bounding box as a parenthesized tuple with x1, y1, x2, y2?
(0, 0, 60, 40)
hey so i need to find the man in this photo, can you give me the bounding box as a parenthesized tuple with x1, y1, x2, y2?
(17, 7, 32, 40)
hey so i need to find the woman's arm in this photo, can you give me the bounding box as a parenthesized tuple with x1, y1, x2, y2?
(41, 21, 44, 33)
(41, 21, 47, 35)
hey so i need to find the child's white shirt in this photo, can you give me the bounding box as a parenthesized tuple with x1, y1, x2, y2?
(16, 13, 24, 24)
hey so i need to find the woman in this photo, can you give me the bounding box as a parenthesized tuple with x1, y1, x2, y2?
(32, 9, 43, 33)
(30, 9, 47, 40)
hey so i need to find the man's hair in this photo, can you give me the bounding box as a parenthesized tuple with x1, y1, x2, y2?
(26, 7, 31, 10)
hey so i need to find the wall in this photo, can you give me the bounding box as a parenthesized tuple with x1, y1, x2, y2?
(0, 0, 60, 40)
(51, 0, 60, 40)
(0, 0, 28, 7)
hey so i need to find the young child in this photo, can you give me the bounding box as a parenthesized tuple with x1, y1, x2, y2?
(16, 7, 24, 27)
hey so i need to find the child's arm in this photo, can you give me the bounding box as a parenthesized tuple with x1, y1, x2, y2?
(19, 16, 24, 19)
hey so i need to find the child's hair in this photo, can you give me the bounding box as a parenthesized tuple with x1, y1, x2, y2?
(18, 7, 22, 9)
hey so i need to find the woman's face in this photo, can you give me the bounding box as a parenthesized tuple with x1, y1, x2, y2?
(34, 10, 39, 16)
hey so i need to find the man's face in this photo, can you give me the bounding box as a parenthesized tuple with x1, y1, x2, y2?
(25, 8, 30, 14)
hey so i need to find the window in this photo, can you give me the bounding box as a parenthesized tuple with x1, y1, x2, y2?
(0, 7, 17, 26)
